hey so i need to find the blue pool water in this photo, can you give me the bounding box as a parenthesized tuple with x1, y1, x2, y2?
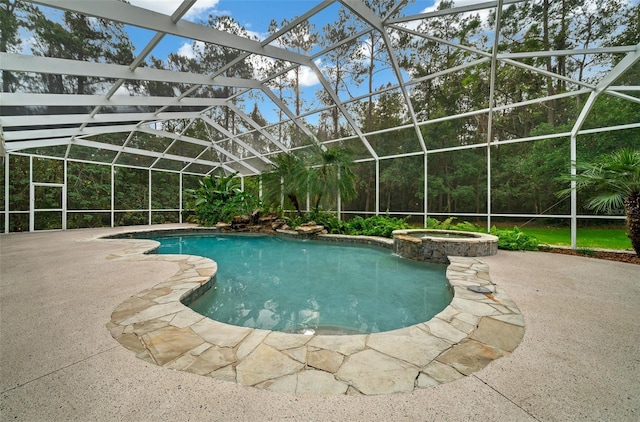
(153, 234, 452, 334)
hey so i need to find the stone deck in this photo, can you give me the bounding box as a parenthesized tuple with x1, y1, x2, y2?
(4, 225, 640, 420)
(105, 230, 524, 395)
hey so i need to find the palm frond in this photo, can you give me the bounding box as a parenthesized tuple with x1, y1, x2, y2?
(585, 192, 625, 214)
(557, 148, 640, 210)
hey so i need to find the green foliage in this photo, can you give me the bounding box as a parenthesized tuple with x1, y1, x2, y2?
(262, 145, 357, 216)
(288, 212, 541, 250)
(286, 210, 347, 234)
(344, 214, 410, 238)
(67, 162, 111, 210)
(285, 212, 409, 238)
(306, 144, 357, 211)
(449, 221, 481, 232)
(490, 226, 540, 251)
(184, 173, 261, 226)
(426, 217, 483, 233)
(261, 151, 307, 215)
(426, 216, 457, 229)
(576, 248, 596, 257)
(558, 148, 640, 256)
(558, 148, 640, 214)
(219, 191, 261, 222)
(426, 217, 540, 250)
(4, 0, 639, 236)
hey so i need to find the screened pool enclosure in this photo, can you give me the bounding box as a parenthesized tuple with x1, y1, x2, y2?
(1, 0, 639, 248)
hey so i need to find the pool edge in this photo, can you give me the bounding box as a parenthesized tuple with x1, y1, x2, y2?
(102, 227, 525, 396)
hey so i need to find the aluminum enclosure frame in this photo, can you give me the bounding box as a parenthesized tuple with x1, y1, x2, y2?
(1, 0, 639, 247)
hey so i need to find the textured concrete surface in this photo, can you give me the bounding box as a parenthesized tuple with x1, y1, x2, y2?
(1, 225, 639, 421)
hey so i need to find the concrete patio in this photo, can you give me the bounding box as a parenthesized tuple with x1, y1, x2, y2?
(1, 224, 638, 421)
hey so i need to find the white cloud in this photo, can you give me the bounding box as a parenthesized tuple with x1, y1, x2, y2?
(422, 0, 492, 13)
(244, 28, 264, 41)
(185, 0, 220, 20)
(128, 0, 219, 20)
(287, 65, 320, 87)
(422, 0, 497, 24)
(177, 41, 204, 58)
(177, 42, 195, 58)
(115, 85, 132, 96)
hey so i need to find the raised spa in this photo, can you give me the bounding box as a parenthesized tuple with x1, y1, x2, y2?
(392, 229, 499, 264)
(152, 234, 453, 335)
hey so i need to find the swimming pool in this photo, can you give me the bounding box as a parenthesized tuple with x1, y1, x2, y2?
(152, 234, 452, 334)
(106, 226, 525, 395)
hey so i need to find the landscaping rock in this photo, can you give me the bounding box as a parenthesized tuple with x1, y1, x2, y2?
(295, 223, 325, 236)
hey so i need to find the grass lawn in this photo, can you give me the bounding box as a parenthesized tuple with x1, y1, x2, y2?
(519, 227, 632, 251)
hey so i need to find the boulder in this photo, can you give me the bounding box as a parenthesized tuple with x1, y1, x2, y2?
(271, 219, 288, 230)
(295, 224, 325, 236)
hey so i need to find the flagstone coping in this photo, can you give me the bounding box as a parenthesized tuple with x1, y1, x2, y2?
(102, 228, 524, 396)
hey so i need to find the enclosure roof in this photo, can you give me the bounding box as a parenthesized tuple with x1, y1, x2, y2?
(1, 0, 639, 176)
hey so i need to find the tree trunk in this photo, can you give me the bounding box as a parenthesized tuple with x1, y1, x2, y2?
(294, 67, 301, 145)
(278, 79, 284, 145)
(367, 32, 375, 132)
(625, 191, 640, 257)
(333, 71, 340, 138)
(288, 193, 302, 216)
(1, 0, 16, 93)
(543, 0, 556, 125)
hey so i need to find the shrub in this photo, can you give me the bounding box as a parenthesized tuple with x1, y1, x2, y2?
(184, 174, 261, 226)
(344, 214, 410, 238)
(426, 217, 483, 233)
(285, 212, 408, 238)
(490, 226, 539, 251)
(287, 210, 347, 234)
(427, 217, 540, 251)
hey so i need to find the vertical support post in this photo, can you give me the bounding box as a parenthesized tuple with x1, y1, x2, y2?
(62, 159, 67, 230)
(424, 154, 428, 227)
(179, 172, 183, 224)
(565, 43, 640, 247)
(110, 165, 115, 228)
(487, 146, 492, 232)
(375, 159, 380, 216)
(4, 153, 9, 233)
(570, 133, 577, 249)
(29, 156, 34, 232)
(486, 0, 503, 232)
(337, 166, 342, 221)
(148, 169, 152, 225)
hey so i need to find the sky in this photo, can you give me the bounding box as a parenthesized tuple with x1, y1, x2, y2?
(118, 0, 528, 124)
(126, 0, 443, 57)
(121, 0, 444, 119)
(122, 1, 487, 98)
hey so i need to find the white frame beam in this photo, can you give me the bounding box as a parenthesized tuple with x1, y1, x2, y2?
(1, 0, 638, 240)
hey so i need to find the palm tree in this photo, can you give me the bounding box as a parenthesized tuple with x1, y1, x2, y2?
(262, 152, 307, 216)
(559, 148, 640, 256)
(306, 144, 357, 211)
(262, 145, 357, 217)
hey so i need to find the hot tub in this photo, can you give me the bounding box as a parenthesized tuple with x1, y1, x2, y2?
(392, 229, 499, 263)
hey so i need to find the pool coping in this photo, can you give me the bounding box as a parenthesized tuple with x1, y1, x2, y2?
(102, 227, 524, 396)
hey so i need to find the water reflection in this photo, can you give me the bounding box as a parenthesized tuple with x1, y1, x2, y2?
(155, 235, 451, 334)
